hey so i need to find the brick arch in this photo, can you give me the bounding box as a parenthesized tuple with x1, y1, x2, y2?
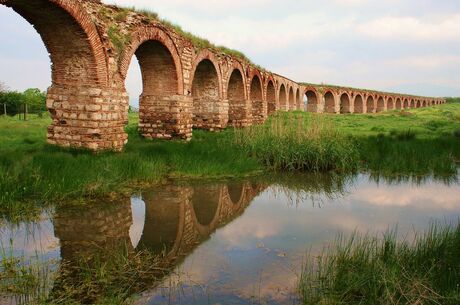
(225, 62, 247, 100)
(249, 69, 264, 98)
(288, 86, 295, 110)
(119, 26, 184, 95)
(250, 74, 264, 123)
(387, 97, 394, 110)
(376, 96, 385, 112)
(340, 92, 351, 114)
(354, 94, 364, 113)
(227, 65, 248, 126)
(278, 83, 288, 110)
(191, 51, 224, 130)
(266, 78, 277, 115)
(295, 88, 300, 110)
(324, 90, 335, 113)
(303, 87, 319, 112)
(403, 98, 409, 109)
(366, 95, 375, 113)
(190, 49, 223, 99)
(3, 0, 108, 86)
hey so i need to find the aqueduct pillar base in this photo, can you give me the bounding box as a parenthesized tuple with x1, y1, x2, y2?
(46, 85, 129, 151)
(193, 98, 229, 131)
(229, 99, 253, 128)
(252, 99, 267, 124)
(139, 95, 193, 140)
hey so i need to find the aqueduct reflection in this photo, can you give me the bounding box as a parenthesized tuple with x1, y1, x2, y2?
(51, 181, 267, 301)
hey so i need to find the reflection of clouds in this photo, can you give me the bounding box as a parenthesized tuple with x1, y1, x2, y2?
(219, 216, 282, 245)
(129, 196, 145, 249)
(349, 182, 460, 211)
(0, 214, 59, 257)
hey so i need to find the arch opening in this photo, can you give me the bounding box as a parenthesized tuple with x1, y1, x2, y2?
(134, 40, 181, 139)
(403, 99, 409, 109)
(305, 90, 318, 112)
(366, 96, 375, 113)
(324, 91, 335, 113)
(279, 84, 287, 111)
(340, 93, 351, 114)
(191, 59, 221, 130)
(396, 98, 402, 109)
(376, 97, 385, 112)
(266, 80, 276, 115)
(354, 95, 364, 113)
(227, 69, 248, 127)
(288, 87, 295, 110)
(295, 89, 301, 110)
(250, 75, 264, 124)
(387, 98, 394, 110)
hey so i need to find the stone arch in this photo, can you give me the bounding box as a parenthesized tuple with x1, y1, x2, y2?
(279, 83, 287, 111)
(324, 91, 335, 113)
(340, 93, 351, 114)
(354, 94, 364, 113)
(288, 87, 295, 110)
(387, 97, 394, 110)
(366, 96, 375, 113)
(124, 37, 183, 139)
(305, 89, 319, 112)
(395, 98, 402, 109)
(250, 74, 265, 124)
(266, 78, 276, 115)
(119, 26, 184, 94)
(3, 0, 108, 86)
(227, 66, 249, 127)
(191, 51, 224, 130)
(403, 99, 409, 109)
(376, 96, 385, 112)
(295, 88, 301, 110)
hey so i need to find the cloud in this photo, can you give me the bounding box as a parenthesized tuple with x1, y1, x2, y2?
(357, 14, 460, 42)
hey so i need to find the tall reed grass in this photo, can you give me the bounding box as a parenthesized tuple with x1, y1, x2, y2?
(299, 222, 460, 305)
(235, 113, 360, 172)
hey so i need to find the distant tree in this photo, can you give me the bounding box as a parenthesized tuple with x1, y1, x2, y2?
(0, 91, 23, 116)
(0, 82, 7, 115)
(23, 88, 46, 117)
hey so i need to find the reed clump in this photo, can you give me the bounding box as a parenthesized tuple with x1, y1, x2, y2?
(299, 222, 460, 305)
(235, 113, 360, 172)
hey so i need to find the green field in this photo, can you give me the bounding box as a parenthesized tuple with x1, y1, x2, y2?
(0, 101, 459, 220)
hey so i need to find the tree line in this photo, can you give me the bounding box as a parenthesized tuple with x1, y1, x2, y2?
(0, 82, 46, 119)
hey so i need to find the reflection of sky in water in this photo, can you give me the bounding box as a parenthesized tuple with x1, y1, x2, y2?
(1, 173, 460, 305)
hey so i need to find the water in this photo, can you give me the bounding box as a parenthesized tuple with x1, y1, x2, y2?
(1, 172, 460, 304)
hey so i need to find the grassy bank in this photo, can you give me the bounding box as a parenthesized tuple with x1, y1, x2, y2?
(299, 222, 460, 305)
(1, 102, 459, 219)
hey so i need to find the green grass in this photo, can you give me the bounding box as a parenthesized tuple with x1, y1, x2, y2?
(299, 221, 460, 305)
(0, 103, 459, 221)
(0, 114, 261, 220)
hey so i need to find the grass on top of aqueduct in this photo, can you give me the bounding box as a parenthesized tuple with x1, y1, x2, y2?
(0, 101, 459, 221)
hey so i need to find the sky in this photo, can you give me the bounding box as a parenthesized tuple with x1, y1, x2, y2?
(1, 0, 460, 107)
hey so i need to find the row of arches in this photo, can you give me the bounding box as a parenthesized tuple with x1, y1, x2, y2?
(302, 88, 445, 114)
(0, 0, 445, 151)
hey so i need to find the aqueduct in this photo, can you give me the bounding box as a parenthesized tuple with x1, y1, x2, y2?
(1, 0, 446, 151)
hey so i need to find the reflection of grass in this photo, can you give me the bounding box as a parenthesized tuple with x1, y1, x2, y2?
(299, 222, 460, 305)
(0, 113, 261, 221)
(0, 242, 54, 305)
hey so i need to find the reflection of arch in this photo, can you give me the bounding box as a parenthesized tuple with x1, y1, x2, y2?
(3, 0, 108, 86)
(191, 186, 221, 227)
(266, 79, 277, 115)
(227, 183, 244, 204)
(354, 94, 364, 113)
(324, 91, 335, 113)
(340, 93, 351, 114)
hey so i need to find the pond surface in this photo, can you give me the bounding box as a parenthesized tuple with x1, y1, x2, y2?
(1, 172, 460, 305)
